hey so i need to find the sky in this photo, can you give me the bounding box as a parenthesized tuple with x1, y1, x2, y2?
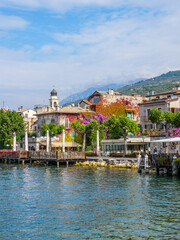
(0, 0, 180, 110)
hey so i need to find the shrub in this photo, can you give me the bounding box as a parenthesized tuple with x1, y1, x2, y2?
(157, 157, 166, 162)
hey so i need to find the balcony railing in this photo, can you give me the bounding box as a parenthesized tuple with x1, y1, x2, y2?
(140, 116, 149, 122)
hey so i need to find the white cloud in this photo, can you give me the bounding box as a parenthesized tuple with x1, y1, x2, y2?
(0, 14, 29, 30)
(0, 0, 180, 13)
(0, 0, 180, 109)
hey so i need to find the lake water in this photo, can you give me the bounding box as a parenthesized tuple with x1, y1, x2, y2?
(0, 164, 180, 240)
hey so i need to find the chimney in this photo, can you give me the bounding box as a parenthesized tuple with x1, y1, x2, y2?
(108, 89, 114, 95)
(18, 106, 23, 111)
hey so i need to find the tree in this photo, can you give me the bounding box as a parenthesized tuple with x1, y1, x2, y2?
(71, 121, 87, 151)
(149, 108, 164, 129)
(118, 116, 139, 156)
(173, 112, 180, 127)
(104, 115, 138, 155)
(76, 113, 108, 150)
(0, 110, 25, 149)
(86, 119, 104, 150)
(41, 123, 65, 151)
(163, 111, 175, 133)
(164, 111, 175, 125)
(103, 115, 123, 139)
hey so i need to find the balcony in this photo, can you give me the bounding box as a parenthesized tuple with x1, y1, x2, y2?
(140, 116, 149, 122)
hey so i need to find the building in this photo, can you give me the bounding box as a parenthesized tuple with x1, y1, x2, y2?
(102, 135, 180, 155)
(36, 89, 95, 136)
(79, 89, 145, 121)
(17, 107, 37, 132)
(1, 107, 7, 112)
(79, 100, 93, 111)
(102, 136, 151, 155)
(139, 87, 180, 131)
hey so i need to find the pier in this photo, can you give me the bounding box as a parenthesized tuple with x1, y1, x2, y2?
(137, 153, 180, 176)
(0, 151, 86, 167)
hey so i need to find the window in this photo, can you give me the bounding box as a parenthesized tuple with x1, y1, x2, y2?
(171, 108, 175, 113)
(127, 112, 131, 120)
(51, 119, 55, 123)
(65, 118, 69, 128)
(147, 109, 150, 118)
(92, 97, 100, 104)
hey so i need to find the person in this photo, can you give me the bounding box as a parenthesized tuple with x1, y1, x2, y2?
(159, 148, 163, 154)
(154, 147, 157, 154)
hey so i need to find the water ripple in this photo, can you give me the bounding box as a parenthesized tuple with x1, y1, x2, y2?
(0, 164, 180, 239)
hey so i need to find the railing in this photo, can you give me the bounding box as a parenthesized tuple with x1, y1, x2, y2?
(30, 151, 57, 160)
(57, 152, 85, 160)
(0, 152, 19, 159)
(140, 116, 149, 122)
(148, 153, 179, 167)
(30, 151, 85, 160)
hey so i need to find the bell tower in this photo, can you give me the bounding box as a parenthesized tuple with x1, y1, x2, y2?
(49, 89, 59, 109)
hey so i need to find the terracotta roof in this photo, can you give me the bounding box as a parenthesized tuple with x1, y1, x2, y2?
(17, 109, 33, 113)
(97, 90, 120, 95)
(138, 98, 177, 105)
(1, 107, 7, 112)
(36, 106, 95, 115)
(81, 100, 93, 105)
(147, 90, 180, 97)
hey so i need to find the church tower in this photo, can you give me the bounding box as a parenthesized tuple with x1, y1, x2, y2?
(49, 89, 59, 109)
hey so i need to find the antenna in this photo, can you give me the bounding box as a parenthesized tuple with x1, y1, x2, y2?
(3, 101, 4, 107)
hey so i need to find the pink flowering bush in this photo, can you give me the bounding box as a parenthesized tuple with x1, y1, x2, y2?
(79, 113, 109, 125)
(169, 128, 180, 138)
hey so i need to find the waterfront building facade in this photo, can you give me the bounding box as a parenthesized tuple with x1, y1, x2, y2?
(17, 107, 37, 132)
(79, 89, 145, 121)
(139, 87, 180, 131)
(36, 89, 95, 136)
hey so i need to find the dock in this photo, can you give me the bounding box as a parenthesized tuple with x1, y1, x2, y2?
(0, 151, 86, 167)
(138, 153, 180, 176)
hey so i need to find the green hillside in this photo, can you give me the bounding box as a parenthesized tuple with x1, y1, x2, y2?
(116, 70, 180, 96)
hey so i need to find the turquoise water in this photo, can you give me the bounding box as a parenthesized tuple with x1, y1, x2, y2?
(0, 164, 180, 240)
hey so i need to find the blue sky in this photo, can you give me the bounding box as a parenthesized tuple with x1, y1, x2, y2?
(0, 0, 180, 109)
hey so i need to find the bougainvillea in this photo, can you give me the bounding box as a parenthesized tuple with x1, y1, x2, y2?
(79, 113, 109, 125)
(169, 128, 180, 138)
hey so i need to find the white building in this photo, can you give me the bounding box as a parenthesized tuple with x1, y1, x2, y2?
(17, 107, 37, 132)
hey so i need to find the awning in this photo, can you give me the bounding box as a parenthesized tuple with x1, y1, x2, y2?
(150, 137, 180, 143)
(40, 141, 82, 148)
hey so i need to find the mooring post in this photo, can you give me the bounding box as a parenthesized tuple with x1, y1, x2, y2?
(22, 160, 25, 165)
(57, 161, 59, 168)
(137, 152, 141, 169)
(66, 161, 69, 167)
(13, 132, 16, 151)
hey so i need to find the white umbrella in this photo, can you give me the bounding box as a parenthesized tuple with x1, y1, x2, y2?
(150, 137, 180, 143)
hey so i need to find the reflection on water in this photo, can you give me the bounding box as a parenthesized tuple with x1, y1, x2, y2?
(0, 164, 180, 239)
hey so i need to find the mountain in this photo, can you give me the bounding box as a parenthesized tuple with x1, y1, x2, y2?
(116, 70, 180, 96)
(60, 81, 141, 106)
(60, 70, 180, 107)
